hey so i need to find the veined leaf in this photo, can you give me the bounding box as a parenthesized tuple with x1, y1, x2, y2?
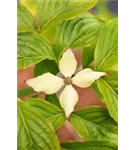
(37, 0, 98, 30)
(45, 94, 61, 108)
(70, 106, 118, 145)
(17, 88, 34, 98)
(94, 18, 118, 72)
(55, 13, 104, 58)
(61, 140, 117, 150)
(17, 100, 60, 150)
(41, 24, 58, 41)
(91, 82, 104, 102)
(96, 0, 112, 21)
(94, 19, 118, 122)
(82, 47, 94, 68)
(34, 59, 59, 77)
(17, 32, 56, 69)
(25, 98, 66, 130)
(17, 2, 35, 32)
(97, 72, 118, 122)
(20, 0, 38, 17)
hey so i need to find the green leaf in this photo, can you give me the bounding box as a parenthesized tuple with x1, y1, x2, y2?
(55, 13, 104, 58)
(34, 59, 59, 77)
(20, 0, 38, 17)
(91, 82, 104, 102)
(32, 94, 38, 98)
(17, 32, 56, 69)
(45, 94, 61, 108)
(17, 2, 35, 32)
(94, 18, 118, 122)
(70, 106, 118, 145)
(97, 72, 118, 122)
(17, 100, 60, 150)
(61, 141, 117, 150)
(82, 47, 94, 68)
(96, 0, 112, 21)
(41, 24, 58, 41)
(25, 98, 66, 131)
(17, 88, 34, 98)
(94, 18, 118, 72)
(37, 0, 98, 30)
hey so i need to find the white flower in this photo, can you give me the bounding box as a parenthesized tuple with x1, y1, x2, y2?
(26, 49, 106, 118)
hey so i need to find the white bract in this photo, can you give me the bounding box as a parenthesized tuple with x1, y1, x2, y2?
(26, 49, 106, 118)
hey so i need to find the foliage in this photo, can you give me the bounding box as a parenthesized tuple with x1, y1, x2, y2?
(17, 0, 118, 149)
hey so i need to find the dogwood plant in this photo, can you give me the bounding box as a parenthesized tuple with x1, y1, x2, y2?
(17, 0, 118, 149)
(26, 49, 106, 118)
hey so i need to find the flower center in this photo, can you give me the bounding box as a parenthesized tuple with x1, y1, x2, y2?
(64, 77, 72, 85)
